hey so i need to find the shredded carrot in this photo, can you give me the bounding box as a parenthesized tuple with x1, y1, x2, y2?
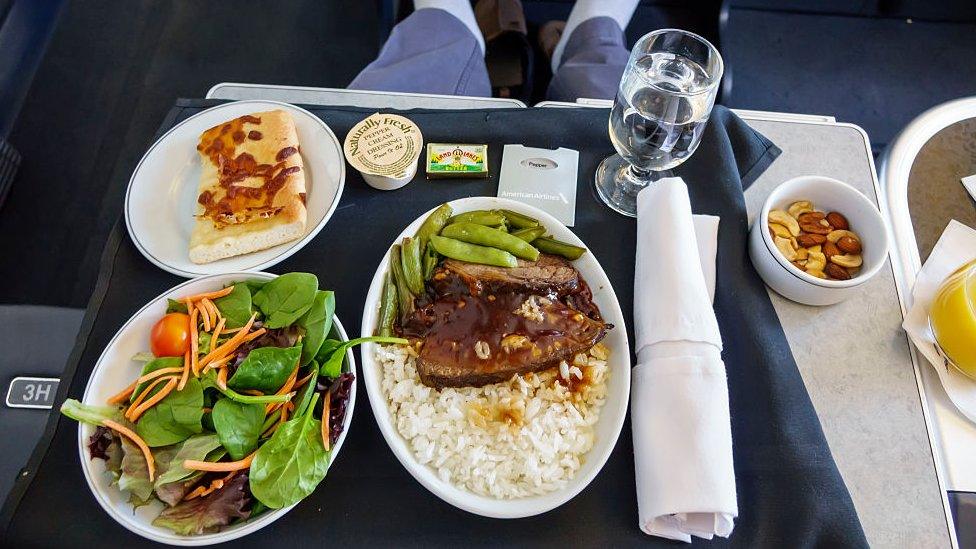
(322, 390, 331, 451)
(202, 354, 232, 374)
(104, 419, 156, 481)
(178, 348, 191, 390)
(240, 327, 267, 343)
(220, 325, 246, 334)
(210, 316, 226, 354)
(181, 286, 235, 303)
(183, 451, 255, 472)
(126, 375, 174, 419)
(266, 365, 300, 414)
(198, 300, 211, 332)
(199, 313, 257, 367)
(107, 382, 136, 405)
(184, 470, 236, 500)
(294, 369, 315, 391)
(127, 377, 178, 422)
(216, 366, 228, 391)
(203, 298, 221, 326)
(133, 366, 183, 385)
(189, 306, 200, 376)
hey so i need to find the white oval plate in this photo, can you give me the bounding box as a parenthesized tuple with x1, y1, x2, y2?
(77, 272, 356, 546)
(359, 197, 630, 518)
(125, 100, 345, 278)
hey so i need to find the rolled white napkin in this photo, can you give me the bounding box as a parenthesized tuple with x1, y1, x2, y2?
(632, 177, 737, 542)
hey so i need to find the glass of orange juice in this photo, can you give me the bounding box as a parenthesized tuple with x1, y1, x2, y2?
(930, 258, 976, 379)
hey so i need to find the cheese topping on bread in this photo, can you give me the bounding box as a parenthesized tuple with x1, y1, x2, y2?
(189, 110, 307, 264)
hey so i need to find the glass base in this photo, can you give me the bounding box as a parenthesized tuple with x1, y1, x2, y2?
(594, 154, 670, 218)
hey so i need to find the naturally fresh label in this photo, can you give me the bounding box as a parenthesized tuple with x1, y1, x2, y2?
(343, 113, 423, 177)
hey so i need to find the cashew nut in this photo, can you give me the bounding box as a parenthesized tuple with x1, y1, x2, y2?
(774, 236, 797, 261)
(806, 269, 827, 279)
(805, 251, 827, 271)
(768, 210, 800, 236)
(788, 200, 814, 218)
(807, 244, 822, 254)
(769, 222, 792, 239)
(827, 229, 859, 243)
(795, 247, 809, 260)
(830, 253, 863, 268)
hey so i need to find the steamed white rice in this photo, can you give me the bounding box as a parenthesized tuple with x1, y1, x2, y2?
(377, 343, 609, 498)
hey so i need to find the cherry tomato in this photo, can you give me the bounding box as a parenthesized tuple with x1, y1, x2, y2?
(150, 312, 190, 357)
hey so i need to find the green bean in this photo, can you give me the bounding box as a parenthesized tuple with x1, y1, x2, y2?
(441, 222, 540, 261)
(401, 237, 425, 295)
(376, 270, 398, 337)
(389, 244, 415, 320)
(497, 209, 540, 229)
(429, 235, 518, 267)
(447, 210, 507, 227)
(531, 237, 587, 260)
(422, 247, 440, 280)
(510, 226, 546, 243)
(415, 203, 453, 254)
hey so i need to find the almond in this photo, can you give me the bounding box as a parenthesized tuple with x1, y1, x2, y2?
(825, 263, 851, 280)
(799, 222, 832, 235)
(836, 236, 862, 254)
(797, 233, 827, 247)
(825, 212, 849, 230)
(797, 211, 825, 224)
(823, 241, 841, 258)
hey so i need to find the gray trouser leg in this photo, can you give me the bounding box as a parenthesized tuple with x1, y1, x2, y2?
(349, 8, 491, 97)
(547, 17, 630, 102)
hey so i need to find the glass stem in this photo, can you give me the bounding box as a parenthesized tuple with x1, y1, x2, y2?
(624, 165, 654, 189)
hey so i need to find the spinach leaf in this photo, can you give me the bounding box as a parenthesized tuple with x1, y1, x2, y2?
(212, 398, 265, 460)
(60, 399, 122, 425)
(200, 371, 292, 405)
(136, 378, 204, 447)
(292, 362, 319, 419)
(250, 393, 330, 509)
(313, 339, 343, 366)
(244, 279, 267, 295)
(153, 433, 223, 488)
(227, 345, 301, 393)
(319, 336, 408, 378)
(131, 356, 184, 403)
(214, 283, 253, 329)
(297, 290, 334, 366)
(251, 273, 318, 328)
(166, 299, 188, 314)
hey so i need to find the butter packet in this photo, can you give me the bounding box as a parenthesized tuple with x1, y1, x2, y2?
(426, 143, 488, 178)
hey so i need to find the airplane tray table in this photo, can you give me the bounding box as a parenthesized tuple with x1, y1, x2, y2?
(0, 97, 949, 547)
(212, 82, 954, 547)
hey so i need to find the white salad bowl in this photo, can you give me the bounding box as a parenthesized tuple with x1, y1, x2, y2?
(359, 197, 630, 518)
(76, 271, 356, 546)
(749, 175, 889, 306)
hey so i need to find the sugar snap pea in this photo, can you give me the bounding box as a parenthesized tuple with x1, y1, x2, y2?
(376, 270, 398, 337)
(429, 235, 518, 267)
(447, 210, 507, 227)
(498, 209, 540, 229)
(422, 247, 439, 280)
(510, 226, 546, 243)
(441, 222, 540, 261)
(389, 244, 415, 320)
(531, 237, 587, 260)
(401, 237, 425, 295)
(414, 203, 453, 254)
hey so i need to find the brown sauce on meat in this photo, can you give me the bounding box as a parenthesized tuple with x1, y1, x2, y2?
(195, 115, 301, 227)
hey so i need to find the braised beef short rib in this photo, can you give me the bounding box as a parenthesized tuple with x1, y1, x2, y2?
(401, 254, 610, 388)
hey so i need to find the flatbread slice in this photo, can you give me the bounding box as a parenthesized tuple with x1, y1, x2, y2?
(189, 109, 307, 264)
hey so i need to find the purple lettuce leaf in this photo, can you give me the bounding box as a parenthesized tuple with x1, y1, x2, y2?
(152, 473, 251, 535)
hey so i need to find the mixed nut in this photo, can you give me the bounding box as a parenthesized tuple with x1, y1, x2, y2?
(767, 201, 864, 280)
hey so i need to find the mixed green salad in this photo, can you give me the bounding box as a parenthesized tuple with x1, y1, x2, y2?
(61, 273, 403, 536)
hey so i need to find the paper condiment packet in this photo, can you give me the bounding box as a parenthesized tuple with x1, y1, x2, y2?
(497, 145, 579, 226)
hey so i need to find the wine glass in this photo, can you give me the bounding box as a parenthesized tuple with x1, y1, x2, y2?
(594, 29, 724, 217)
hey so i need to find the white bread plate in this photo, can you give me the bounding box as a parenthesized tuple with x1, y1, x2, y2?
(359, 197, 630, 518)
(76, 272, 355, 546)
(125, 100, 345, 278)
